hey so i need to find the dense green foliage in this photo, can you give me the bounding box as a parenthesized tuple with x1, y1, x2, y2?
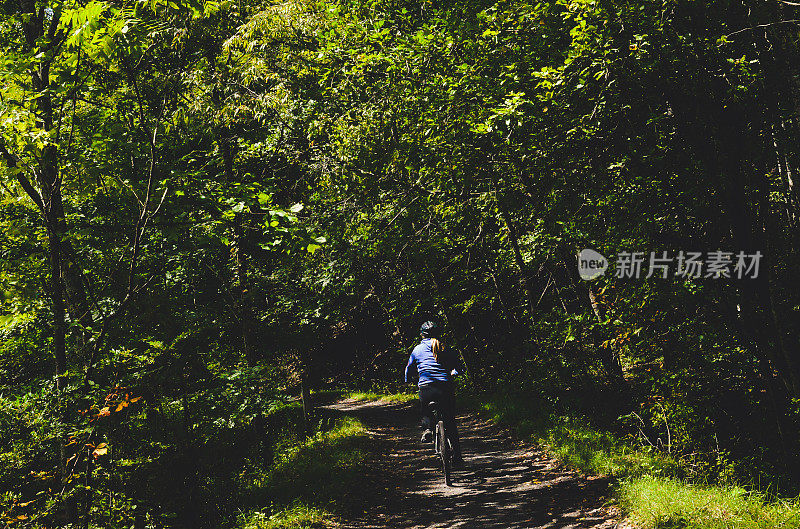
(3, 0, 800, 525)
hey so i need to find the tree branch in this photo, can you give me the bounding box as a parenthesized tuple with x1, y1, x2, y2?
(0, 137, 45, 212)
(724, 19, 800, 38)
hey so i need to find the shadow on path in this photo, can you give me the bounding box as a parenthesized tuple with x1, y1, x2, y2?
(321, 399, 622, 529)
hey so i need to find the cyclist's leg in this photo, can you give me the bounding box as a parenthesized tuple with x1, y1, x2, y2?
(447, 421, 463, 459)
(418, 383, 436, 434)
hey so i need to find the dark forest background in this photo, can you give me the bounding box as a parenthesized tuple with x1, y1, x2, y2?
(2, 0, 800, 526)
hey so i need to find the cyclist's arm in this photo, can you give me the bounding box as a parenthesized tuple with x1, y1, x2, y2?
(404, 352, 418, 383)
(449, 348, 465, 377)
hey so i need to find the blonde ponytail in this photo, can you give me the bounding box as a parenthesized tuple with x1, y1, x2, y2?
(430, 337, 443, 363)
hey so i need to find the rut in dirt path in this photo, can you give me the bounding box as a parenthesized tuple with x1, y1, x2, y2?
(322, 399, 624, 529)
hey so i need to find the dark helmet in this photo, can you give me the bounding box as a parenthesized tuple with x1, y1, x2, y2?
(420, 320, 440, 338)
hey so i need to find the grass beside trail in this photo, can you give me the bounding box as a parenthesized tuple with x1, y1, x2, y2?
(241, 504, 332, 529)
(473, 393, 800, 529)
(619, 477, 800, 529)
(344, 390, 417, 403)
(238, 416, 370, 528)
(477, 395, 679, 478)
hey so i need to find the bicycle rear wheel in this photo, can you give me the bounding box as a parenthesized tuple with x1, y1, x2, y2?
(436, 420, 451, 485)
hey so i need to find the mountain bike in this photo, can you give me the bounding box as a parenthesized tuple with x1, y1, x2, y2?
(428, 400, 453, 486)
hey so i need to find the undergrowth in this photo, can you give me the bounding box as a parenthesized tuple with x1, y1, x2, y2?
(472, 391, 800, 529)
(238, 416, 370, 528)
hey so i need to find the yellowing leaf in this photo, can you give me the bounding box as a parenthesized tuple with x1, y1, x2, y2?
(93, 443, 108, 458)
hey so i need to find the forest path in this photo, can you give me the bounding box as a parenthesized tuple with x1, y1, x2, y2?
(321, 398, 626, 529)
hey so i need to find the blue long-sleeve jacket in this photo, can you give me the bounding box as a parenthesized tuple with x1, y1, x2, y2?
(404, 338, 463, 386)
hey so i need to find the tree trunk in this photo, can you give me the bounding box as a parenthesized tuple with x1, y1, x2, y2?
(82, 439, 94, 529)
(496, 196, 536, 321)
(27, 30, 75, 518)
(300, 350, 312, 430)
(558, 245, 624, 384)
(233, 217, 257, 366)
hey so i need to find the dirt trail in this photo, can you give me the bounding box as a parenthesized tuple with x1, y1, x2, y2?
(322, 399, 625, 529)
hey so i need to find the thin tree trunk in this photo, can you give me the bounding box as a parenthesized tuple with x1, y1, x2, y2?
(496, 196, 535, 320)
(300, 350, 312, 430)
(82, 439, 94, 529)
(233, 217, 257, 366)
(16, 6, 79, 521)
(558, 245, 624, 384)
(47, 227, 68, 388)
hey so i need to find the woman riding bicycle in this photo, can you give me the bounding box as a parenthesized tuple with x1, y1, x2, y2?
(404, 321, 464, 468)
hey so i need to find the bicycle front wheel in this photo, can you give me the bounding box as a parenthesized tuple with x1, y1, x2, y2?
(436, 420, 451, 485)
